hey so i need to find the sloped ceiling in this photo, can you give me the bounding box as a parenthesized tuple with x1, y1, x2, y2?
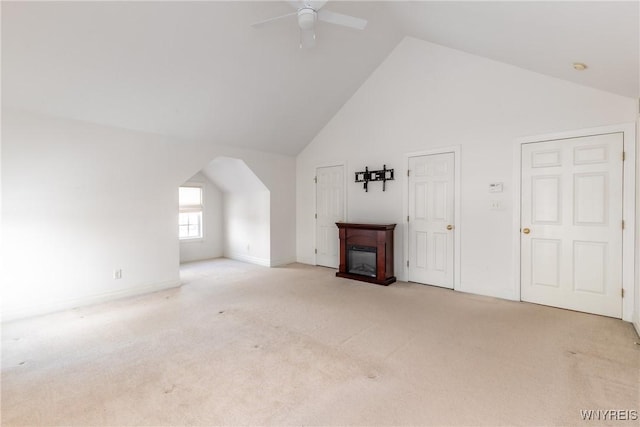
(202, 157, 269, 193)
(388, 1, 639, 101)
(2, 1, 638, 156)
(1, 1, 403, 155)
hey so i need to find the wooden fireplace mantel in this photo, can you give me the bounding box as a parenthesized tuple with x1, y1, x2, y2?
(335, 222, 396, 286)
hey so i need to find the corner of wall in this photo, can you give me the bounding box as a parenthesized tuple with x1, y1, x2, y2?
(635, 117, 640, 333)
(270, 257, 297, 267)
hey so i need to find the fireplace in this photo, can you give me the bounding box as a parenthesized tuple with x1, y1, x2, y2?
(348, 245, 377, 277)
(336, 223, 396, 286)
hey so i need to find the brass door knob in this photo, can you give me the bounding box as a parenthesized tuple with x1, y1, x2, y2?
(447, 225, 454, 231)
(522, 228, 531, 234)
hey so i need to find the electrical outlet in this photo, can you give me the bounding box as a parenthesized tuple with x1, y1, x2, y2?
(113, 269, 122, 280)
(489, 200, 502, 210)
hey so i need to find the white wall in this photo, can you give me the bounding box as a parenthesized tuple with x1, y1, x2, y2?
(222, 153, 296, 267)
(200, 157, 272, 266)
(296, 37, 637, 303)
(266, 161, 297, 267)
(1, 109, 296, 321)
(2, 110, 183, 320)
(223, 191, 271, 266)
(202, 153, 296, 267)
(179, 172, 223, 263)
(636, 120, 640, 335)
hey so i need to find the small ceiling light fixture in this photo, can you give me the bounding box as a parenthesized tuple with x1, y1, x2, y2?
(573, 62, 588, 71)
(297, 7, 317, 31)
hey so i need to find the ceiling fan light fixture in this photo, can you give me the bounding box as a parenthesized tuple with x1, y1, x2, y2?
(298, 8, 317, 30)
(252, 1, 367, 48)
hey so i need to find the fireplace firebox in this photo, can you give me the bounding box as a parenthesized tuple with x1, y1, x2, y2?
(336, 223, 396, 286)
(348, 245, 377, 277)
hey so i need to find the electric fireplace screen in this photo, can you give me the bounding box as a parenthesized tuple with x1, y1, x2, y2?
(348, 245, 377, 278)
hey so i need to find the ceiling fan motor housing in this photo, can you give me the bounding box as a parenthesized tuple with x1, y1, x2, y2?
(298, 8, 317, 30)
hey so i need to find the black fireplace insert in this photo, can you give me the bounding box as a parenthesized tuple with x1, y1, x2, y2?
(347, 245, 377, 277)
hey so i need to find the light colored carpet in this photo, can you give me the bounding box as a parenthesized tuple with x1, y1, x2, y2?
(2, 259, 639, 426)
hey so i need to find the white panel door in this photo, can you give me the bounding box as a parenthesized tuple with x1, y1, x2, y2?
(408, 153, 455, 288)
(316, 165, 344, 268)
(521, 133, 623, 318)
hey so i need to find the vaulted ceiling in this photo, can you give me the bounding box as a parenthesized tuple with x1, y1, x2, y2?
(3, 1, 638, 155)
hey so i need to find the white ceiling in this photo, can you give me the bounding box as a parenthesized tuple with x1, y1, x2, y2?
(389, 1, 639, 101)
(2, 1, 638, 156)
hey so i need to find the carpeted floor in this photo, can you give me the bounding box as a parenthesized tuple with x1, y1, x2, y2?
(2, 258, 639, 426)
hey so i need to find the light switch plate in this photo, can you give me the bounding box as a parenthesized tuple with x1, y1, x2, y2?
(489, 182, 503, 193)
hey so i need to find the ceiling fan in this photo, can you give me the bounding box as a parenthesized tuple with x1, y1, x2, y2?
(251, 0, 368, 48)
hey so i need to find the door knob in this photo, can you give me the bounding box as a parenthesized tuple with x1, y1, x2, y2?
(522, 228, 531, 234)
(447, 225, 454, 231)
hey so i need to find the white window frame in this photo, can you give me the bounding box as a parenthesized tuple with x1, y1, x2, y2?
(179, 184, 204, 241)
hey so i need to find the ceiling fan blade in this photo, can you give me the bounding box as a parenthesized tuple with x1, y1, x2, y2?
(317, 9, 367, 30)
(299, 28, 316, 49)
(251, 11, 297, 28)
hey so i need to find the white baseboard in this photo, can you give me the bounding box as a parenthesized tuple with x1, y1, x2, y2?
(295, 256, 315, 266)
(180, 255, 224, 263)
(231, 254, 296, 267)
(270, 257, 297, 267)
(1, 279, 181, 323)
(226, 252, 271, 267)
(634, 319, 640, 338)
(454, 283, 518, 301)
(179, 255, 224, 264)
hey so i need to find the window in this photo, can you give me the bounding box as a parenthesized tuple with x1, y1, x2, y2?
(179, 186, 203, 240)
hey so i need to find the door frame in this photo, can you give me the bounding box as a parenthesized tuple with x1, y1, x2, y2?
(403, 146, 461, 288)
(512, 123, 636, 322)
(314, 162, 348, 266)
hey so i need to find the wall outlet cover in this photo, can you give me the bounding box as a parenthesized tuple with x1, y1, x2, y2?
(489, 182, 503, 193)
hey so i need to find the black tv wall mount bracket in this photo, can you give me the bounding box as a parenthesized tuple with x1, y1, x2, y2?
(354, 165, 394, 192)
